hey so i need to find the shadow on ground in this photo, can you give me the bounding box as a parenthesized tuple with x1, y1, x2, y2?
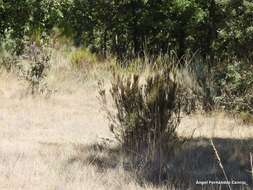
(65, 138, 253, 190)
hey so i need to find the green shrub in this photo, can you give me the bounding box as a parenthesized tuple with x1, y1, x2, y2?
(0, 56, 18, 72)
(70, 48, 97, 70)
(99, 68, 183, 182)
(239, 111, 253, 125)
(213, 59, 253, 114)
(184, 57, 253, 114)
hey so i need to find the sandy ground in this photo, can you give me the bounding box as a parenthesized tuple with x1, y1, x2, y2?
(0, 73, 252, 190)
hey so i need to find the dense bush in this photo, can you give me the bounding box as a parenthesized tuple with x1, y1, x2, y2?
(186, 57, 253, 115)
(213, 59, 253, 114)
(99, 68, 184, 181)
(70, 48, 97, 70)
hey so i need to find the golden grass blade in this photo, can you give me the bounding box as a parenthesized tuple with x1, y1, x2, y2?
(250, 152, 253, 181)
(210, 139, 232, 190)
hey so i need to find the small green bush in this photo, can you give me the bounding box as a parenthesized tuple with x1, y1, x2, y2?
(70, 48, 97, 70)
(99, 68, 183, 182)
(0, 56, 18, 72)
(239, 111, 253, 125)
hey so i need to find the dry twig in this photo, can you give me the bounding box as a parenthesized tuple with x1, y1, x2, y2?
(210, 139, 232, 190)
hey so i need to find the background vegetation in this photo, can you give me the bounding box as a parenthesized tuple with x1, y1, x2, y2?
(0, 1, 253, 189)
(1, 0, 252, 98)
(1, 0, 253, 59)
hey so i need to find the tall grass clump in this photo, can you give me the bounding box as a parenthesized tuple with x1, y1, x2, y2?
(99, 66, 184, 182)
(114, 53, 203, 115)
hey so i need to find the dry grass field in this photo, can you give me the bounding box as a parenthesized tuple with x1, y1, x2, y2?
(0, 56, 252, 190)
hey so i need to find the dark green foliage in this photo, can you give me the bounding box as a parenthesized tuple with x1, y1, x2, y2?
(60, 0, 253, 61)
(99, 69, 183, 181)
(0, 0, 64, 54)
(213, 59, 253, 114)
(1, 0, 252, 60)
(187, 57, 253, 114)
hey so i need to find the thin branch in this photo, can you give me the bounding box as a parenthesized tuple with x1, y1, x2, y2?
(210, 139, 232, 190)
(250, 152, 253, 182)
